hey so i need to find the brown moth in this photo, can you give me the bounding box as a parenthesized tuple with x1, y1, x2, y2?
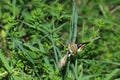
(58, 42, 88, 69)
(58, 37, 100, 69)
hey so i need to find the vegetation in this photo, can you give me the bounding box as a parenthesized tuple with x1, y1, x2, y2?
(0, 0, 120, 80)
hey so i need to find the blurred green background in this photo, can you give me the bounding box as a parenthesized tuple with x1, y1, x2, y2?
(0, 0, 120, 80)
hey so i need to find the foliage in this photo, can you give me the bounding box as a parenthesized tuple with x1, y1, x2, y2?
(0, 0, 120, 80)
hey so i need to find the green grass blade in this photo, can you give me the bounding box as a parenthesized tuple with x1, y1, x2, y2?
(37, 40, 46, 53)
(12, 38, 34, 64)
(104, 69, 119, 80)
(72, 0, 78, 43)
(23, 43, 40, 52)
(98, 0, 107, 19)
(81, 20, 85, 42)
(0, 50, 12, 73)
(12, 38, 41, 79)
(12, 0, 16, 18)
(49, 35, 58, 65)
(81, 75, 99, 80)
(79, 59, 120, 66)
(22, 21, 67, 41)
(0, 50, 18, 79)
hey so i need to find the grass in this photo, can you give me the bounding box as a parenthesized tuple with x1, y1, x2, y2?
(0, 0, 120, 80)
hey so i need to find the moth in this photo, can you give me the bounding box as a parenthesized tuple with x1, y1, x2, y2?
(58, 42, 89, 69)
(58, 36, 100, 69)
